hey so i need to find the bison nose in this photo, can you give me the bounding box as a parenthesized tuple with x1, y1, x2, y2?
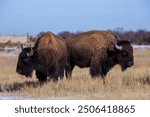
(128, 61, 134, 67)
(16, 68, 22, 74)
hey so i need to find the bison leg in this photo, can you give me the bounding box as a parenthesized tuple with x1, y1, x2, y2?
(52, 65, 65, 81)
(90, 63, 102, 78)
(65, 63, 75, 79)
(58, 62, 67, 80)
(49, 72, 60, 82)
(90, 55, 104, 78)
(102, 63, 109, 77)
(35, 71, 47, 82)
(90, 61, 107, 85)
(58, 68, 65, 80)
(48, 62, 66, 81)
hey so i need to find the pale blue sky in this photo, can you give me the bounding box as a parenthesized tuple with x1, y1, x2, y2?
(0, 0, 150, 35)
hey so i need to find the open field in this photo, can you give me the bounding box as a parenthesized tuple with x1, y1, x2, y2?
(0, 49, 150, 99)
(0, 36, 27, 43)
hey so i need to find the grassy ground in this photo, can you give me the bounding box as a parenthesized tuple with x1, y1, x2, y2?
(0, 36, 27, 43)
(0, 49, 150, 99)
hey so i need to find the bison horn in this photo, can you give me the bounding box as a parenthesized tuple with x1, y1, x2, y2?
(27, 48, 34, 57)
(115, 44, 123, 50)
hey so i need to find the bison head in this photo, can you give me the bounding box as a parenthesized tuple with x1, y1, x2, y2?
(16, 45, 35, 77)
(108, 41, 134, 71)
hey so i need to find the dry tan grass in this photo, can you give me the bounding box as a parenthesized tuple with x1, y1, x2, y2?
(0, 36, 27, 43)
(0, 49, 150, 99)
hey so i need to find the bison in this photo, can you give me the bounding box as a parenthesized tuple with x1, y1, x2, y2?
(16, 32, 67, 82)
(65, 30, 134, 79)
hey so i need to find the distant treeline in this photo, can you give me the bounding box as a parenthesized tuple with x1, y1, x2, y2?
(112, 28, 150, 45)
(29, 29, 150, 45)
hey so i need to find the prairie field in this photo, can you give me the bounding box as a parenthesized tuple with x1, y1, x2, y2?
(0, 36, 27, 43)
(0, 49, 150, 99)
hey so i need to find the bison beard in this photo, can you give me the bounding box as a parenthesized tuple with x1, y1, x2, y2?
(65, 30, 134, 79)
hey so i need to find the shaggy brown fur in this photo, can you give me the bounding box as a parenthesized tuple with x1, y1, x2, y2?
(34, 32, 67, 68)
(65, 30, 134, 78)
(16, 32, 67, 82)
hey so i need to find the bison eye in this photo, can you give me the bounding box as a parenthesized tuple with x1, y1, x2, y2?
(121, 51, 128, 57)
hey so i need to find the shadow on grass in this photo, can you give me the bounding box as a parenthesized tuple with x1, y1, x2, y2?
(136, 76, 150, 85)
(0, 81, 44, 92)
